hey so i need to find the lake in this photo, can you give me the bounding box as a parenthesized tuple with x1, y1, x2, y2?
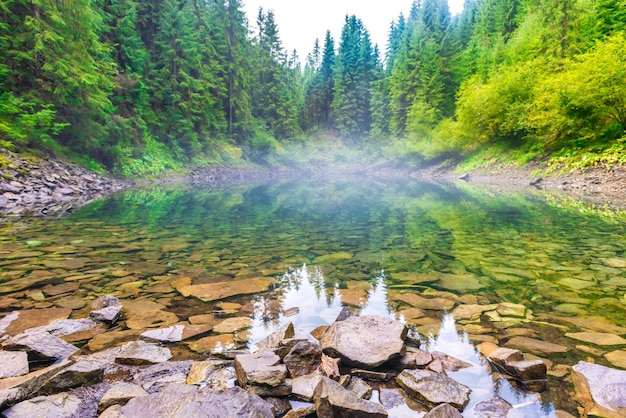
(1, 176, 625, 416)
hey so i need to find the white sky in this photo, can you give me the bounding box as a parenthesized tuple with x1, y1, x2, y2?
(242, 0, 465, 62)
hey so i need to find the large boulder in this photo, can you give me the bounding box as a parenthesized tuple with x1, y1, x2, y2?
(320, 315, 407, 369)
(313, 376, 388, 417)
(572, 361, 626, 418)
(120, 383, 273, 417)
(396, 369, 471, 410)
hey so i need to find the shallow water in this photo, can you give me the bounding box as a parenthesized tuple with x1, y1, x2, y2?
(1, 177, 625, 416)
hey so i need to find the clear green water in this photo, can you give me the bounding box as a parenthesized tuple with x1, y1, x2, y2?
(1, 177, 625, 416)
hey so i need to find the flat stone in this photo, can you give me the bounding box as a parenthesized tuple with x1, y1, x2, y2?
(452, 304, 497, 320)
(474, 397, 512, 417)
(41, 282, 79, 296)
(132, 361, 193, 392)
(291, 372, 324, 401)
(390, 272, 437, 284)
(114, 341, 172, 365)
(425, 403, 463, 417)
(0, 352, 29, 379)
(86, 329, 142, 352)
(605, 350, 626, 368)
(125, 309, 179, 330)
(352, 369, 392, 381)
(0, 308, 72, 337)
(98, 383, 148, 413)
(213, 317, 253, 334)
(391, 293, 456, 311)
(395, 307, 428, 321)
(436, 273, 485, 292)
(565, 332, 626, 346)
(187, 334, 237, 354)
(396, 369, 471, 409)
(560, 316, 626, 335)
(3, 331, 78, 362)
(37, 361, 103, 395)
(600, 258, 626, 268)
(120, 384, 273, 417)
(26, 318, 101, 338)
(255, 322, 295, 352)
(496, 302, 526, 317)
(141, 323, 212, 342)
(0, 271, 57, 294)
(313, 252, 354, 264)
(177, 277, 275, 302)
(0, 360, 72, 410)
(235, 350, 287, 388)
(2, 392, 81, 418)
(572, 361, 626, 418)
(320, 315, 407, 369)
(505, 337, 569, 355)
(313, 376, 387, 417)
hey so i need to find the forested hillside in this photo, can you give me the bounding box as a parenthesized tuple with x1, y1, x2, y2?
(1, 0, 624, 176)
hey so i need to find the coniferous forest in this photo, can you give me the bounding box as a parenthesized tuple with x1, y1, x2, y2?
(1, 0, 625, 176)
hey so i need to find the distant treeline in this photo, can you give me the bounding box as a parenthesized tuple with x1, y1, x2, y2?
(1, 0, 624, 175)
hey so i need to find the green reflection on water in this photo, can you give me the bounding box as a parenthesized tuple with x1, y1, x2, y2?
(1, 177, 625, 415)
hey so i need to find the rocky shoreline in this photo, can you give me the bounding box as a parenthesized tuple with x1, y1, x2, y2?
(1, 147, 625, 219)
(0, 150, 130, 219)
(3, 296, 621, 417)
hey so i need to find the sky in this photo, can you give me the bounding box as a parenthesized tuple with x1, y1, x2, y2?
(242, 0, 465, 62)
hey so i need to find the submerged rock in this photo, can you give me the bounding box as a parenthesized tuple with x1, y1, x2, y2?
(320, 315, 407, 369)
(177, 277, 275, 302)
(474, 397, 513, 417)
(396, 369, 471, 410)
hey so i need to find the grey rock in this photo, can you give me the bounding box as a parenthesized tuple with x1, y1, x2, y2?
(425, 403, 463, 418)
(114, 341, 172, 366)
(132, 360, 193, 392)
(265, 397, 292, 417)
(396, 369, 471, 410)
(379, 388, 429, 414)
(37, 361, 103, 395)
(572, 361, 626, 418)
(284, 341, 322, 378)
(313, 376, 388, 417)
(290, 372, 324, 401)
(3, 331, 78, 361)
(273, 338, 309, 359)
(120, 384, 273, 417)
(1, 392, 81, 418)
(320, 315, 407, 369)
(98, 383, 148, 413)
(0, 351, 29, 379)
(90, 306, 122, 323)
(235, 350, 288, 388)
(0, 360, 72, 410)
(91, 295, 122, 311)
(26, 318, 101, 337)
(474, 397, 513, 418)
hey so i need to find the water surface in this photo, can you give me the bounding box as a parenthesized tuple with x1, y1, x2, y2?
(1, 177, 625, 416)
